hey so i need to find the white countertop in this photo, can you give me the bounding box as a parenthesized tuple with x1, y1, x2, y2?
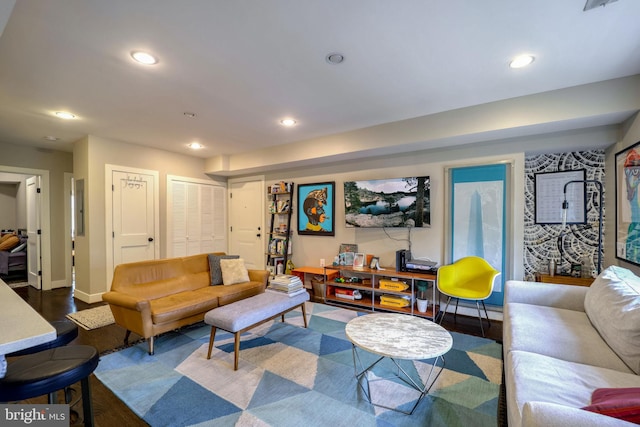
(0, 279, 56, 376)
(345, 312, 452, 360)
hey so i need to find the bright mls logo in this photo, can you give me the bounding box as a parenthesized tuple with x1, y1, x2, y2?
(1, 405, 67, 426)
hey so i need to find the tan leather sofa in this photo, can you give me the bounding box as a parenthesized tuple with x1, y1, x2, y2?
(102, 253, 269, 354)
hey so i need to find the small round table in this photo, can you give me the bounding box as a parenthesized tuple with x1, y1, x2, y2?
(345, 312, 453, 414)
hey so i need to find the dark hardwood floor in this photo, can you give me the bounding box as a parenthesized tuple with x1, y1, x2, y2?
(9, 284, 502, 426)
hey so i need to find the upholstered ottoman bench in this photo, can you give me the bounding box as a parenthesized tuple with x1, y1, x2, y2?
(205, 290, 310, 370)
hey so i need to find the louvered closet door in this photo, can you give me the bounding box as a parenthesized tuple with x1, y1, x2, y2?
(170, 180, 226, 257)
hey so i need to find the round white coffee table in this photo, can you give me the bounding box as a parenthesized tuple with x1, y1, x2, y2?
(345, 312, 453, 414)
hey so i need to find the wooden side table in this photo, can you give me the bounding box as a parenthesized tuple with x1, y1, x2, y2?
(535, 273, 594, 287)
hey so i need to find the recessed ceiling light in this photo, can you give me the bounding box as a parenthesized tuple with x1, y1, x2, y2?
(325, 52, 345, 64)
(131, 51, 158, 65)
(183, 112, 197, 118)
(509, 55, 535, 69)
(280, 118, 297, 127)
(55, 111, 76, 119)
(188, 142, 204, 150)
(43, 136, 59, 141)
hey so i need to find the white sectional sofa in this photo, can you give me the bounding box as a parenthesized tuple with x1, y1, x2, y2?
(503, 266, 640, 426)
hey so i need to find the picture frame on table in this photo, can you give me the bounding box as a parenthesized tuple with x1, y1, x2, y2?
(339, 243, 358, 254)
(339, 252, 355, 266)
(297, 182, 335, 236)
(615, 140, 640, 266)
(353, 253, 365, 268)
(369, 256, 380, 269)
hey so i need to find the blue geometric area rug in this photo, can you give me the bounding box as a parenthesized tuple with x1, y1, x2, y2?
(94, 302, 502, 427)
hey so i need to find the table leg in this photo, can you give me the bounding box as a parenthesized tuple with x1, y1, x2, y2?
(350, 344, 446, 415)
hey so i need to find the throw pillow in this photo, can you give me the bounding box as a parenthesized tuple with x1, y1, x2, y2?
(582, 388, 640, 424)
(584, 266, 640, 374)
(0, 235, 19, 251)
(220, 258, 250, 285)
(0, 233, 14, 244)
(208, 254, 239, 285)
(10, 242, 27, 253)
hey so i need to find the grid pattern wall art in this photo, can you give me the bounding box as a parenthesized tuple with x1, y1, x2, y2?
(524, 150, 605, 280)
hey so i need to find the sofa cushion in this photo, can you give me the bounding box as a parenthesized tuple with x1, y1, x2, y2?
(504, 302, 632, 373)
(150, 290, 219, 324)
(220, 258, 249, 285)
(506, 350, 640, 427)
(208, 254, 239, 285)
(584, 266, 640, 374)
(582, 388, 640, 424)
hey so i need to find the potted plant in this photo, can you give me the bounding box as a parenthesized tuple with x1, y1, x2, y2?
(416, 282, 429, 313)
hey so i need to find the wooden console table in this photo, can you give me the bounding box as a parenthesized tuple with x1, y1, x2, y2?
(291, 266, 339, 302)
(535, 273, 594, 287)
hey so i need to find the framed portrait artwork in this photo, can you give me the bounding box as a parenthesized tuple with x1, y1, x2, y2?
(297, 182, 335, 236)
(615, 140, 640, 266)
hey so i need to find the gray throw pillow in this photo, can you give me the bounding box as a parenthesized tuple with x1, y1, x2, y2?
(208, 254, 239, 285)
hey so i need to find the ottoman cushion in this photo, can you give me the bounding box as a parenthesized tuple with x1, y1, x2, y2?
(205, 291, 309, 332)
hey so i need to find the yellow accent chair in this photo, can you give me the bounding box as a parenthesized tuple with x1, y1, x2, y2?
(437, 256, 500, 337)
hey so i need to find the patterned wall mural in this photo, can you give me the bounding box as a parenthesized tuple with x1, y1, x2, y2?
(524, 150, 605, 280)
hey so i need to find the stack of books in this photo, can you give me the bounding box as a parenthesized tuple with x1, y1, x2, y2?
(267, 274, 306, 297)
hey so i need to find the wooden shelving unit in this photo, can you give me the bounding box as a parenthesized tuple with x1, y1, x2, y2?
(324, 265, 439, 320)
(266, 182, 294, 275)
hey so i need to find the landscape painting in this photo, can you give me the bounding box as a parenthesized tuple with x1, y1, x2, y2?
(344, 176, 430, 228)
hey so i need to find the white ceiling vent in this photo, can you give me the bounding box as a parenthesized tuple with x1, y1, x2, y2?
(584, 0, 618, 11)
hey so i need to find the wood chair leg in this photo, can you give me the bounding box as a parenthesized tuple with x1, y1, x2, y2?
(234, 332, 241, 370)
(124, 330, 131, 345)
(207, 327, 217, 359)
(301, 303, 308, 328)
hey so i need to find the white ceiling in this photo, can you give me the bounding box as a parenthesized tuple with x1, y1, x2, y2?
(0, 0, 639, 174)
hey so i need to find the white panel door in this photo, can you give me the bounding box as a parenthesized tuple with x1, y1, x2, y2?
(26, 176, 41, 289)
(112, 171, 156, 267)
(229, 180, 263, 269)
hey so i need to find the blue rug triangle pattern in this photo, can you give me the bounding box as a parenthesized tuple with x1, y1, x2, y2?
(94, 302, 502, 427)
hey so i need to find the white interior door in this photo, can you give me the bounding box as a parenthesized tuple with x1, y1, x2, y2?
(26, 176, 41, 289)
(112, 170, 157, 267)
(229, 179, 264, 269)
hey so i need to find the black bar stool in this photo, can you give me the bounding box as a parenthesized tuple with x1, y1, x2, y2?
(0, 345, 99, 427)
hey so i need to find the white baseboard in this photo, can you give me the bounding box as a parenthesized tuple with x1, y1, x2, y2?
(73, 288, 104, 304)
(51, 279, 71, 289)
(439, 301, 503, 322)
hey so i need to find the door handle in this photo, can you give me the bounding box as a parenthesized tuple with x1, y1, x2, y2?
(256, 234, 261, 238)
(148, 237, 154, 242)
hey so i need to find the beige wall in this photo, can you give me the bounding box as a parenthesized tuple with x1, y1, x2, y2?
(0, 141, 73, 285)
(0, 182, 17, 229)
(254, 125, 619, 282)
(73, 135, 216, 302)
(605, 112, 640, 275)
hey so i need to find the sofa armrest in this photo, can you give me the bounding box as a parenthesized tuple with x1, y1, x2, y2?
(248, 269, 269, 287)
(505, 280, 587, 311)
(102, 291, 150, 311)
(522, 401, 637, 427)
